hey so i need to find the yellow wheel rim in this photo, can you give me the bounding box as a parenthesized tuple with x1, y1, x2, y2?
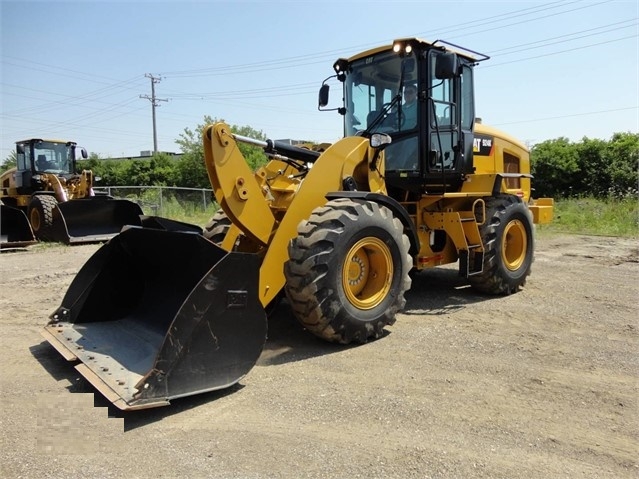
(342, 237, 393, 310)
(502, 219, 527, 271)
(30, 207, 41, 232)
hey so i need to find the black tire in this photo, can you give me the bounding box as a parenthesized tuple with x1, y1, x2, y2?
(284, 198, 412, 344)
(28, 195, 57, 241)
(203, 210, 232, 245)
(469, 195, 534, 295)
(204, 209, 263, 255)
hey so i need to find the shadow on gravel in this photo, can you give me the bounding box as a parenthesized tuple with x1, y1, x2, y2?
(29, 304, 355, 430)
(30, 266, 490, 429)
(116, 386, 245, 430)
(256, 300, 356, 367)
(30, 339, 251, 428)
(403, 267, 493, 316)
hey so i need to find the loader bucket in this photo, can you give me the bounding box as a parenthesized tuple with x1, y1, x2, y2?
(41, 226, 267, 410)
(52, 198, 144, 244)
(138, 215, 204, 234)
(0, 204, 37, 249)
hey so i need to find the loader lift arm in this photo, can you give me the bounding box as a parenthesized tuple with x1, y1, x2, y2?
(203, 122, 388, 307)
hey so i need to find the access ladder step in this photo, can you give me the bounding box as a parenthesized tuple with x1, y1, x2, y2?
(459, 249, 484, 277)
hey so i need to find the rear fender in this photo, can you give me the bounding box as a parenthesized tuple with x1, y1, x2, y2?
(325, 191, 419, 256)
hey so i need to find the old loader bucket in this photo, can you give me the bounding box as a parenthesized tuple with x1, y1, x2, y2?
(41, 226, 267, 410)
(53, 198, 144, 244)
(0, 204, 37, 249)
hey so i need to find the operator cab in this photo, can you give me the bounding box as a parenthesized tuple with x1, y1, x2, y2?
(320, 38, 488, 195)
(15, 139, 88, 191)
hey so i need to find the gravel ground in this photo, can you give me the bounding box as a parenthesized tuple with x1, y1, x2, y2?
(1, 233, 637, 478)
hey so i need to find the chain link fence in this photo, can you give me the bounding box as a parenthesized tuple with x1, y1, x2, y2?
(94, 186, 218, 225)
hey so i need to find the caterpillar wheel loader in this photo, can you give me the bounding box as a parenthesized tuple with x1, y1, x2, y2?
(41, 38, 553, 410)
(0, 138, 143, 248)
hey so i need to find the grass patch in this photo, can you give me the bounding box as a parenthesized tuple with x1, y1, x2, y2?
(114, 187, 638, 239)
(536, 197, 638, 238)
(169, 208, 217, 227)
(155, 197, 217, 227)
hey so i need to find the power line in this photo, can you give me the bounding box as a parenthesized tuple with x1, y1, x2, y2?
(159, 0, 607, 79)
(488, 18, 637, 55)
(1, 2, 628, 109)
(2, 1, 634, 152)
(1, 81, 143, 117)
(492, 106, 639, 126)
(422, 0, 616, 42)
(161, 20, 637, 100)
(483, 34, 637, 68)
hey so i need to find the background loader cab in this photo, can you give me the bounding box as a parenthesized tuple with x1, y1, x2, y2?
(14, 139, 88, 193)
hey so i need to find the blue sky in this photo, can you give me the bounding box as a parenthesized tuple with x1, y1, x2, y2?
(1, 0, 637, 159)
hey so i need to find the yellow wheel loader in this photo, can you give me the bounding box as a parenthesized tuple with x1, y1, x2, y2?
(42, 38, 553, 410)
(0, 138, 143, 248)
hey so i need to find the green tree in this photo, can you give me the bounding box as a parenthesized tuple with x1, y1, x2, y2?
(1, 151, 17, 174)
(176, 152, 209, 188)
(232, 124, 270, 171)
(149, 153, 180, 186)
(531, 133, 639, 199)
(577, 137, 608, 197)
(605, 132, 639, 198)
(175, 116, 269, 187)
(71, 118, 275, 189)
(96, 159, 130, 186)
(531, 137, 581, 198)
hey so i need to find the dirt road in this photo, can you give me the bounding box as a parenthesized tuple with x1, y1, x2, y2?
(1, 233, 637, 478)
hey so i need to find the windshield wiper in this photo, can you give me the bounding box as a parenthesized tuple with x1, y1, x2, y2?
(363, 58, 409, 135)
(364, 94, 402, 135)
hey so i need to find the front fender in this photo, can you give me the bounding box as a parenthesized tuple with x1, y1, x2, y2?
(258, 136, 382, 306)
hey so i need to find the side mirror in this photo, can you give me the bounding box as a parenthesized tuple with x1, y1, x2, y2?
(435, 52, 459, 79)
(370, 133, 392, 149)
(80, 147, 88, 159)
(318, 84, 330, 108)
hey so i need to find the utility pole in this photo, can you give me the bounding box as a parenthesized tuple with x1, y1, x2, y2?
(140, 73, 168, 153)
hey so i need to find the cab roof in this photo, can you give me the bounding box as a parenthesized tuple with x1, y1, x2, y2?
(345, 37, 489, 64)
(16, 139, 76, 145)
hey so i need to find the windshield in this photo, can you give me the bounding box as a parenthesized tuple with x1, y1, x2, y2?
(344, 49, 417, 136)
(33, 141, 74, 174)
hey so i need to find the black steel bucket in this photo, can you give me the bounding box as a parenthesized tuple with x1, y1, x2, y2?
(0, 204, 37, 249)
(42, 226, 267, 409)
(54, 198, 144, 244)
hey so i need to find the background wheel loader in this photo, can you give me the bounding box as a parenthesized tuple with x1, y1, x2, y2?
(0, 138, 143, 248)
(41, 38, 553, 410)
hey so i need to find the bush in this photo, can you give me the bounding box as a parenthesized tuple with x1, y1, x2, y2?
(531, 133, 639, 199)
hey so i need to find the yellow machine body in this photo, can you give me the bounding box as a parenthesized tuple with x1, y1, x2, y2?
(41, 38, 553, 409)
